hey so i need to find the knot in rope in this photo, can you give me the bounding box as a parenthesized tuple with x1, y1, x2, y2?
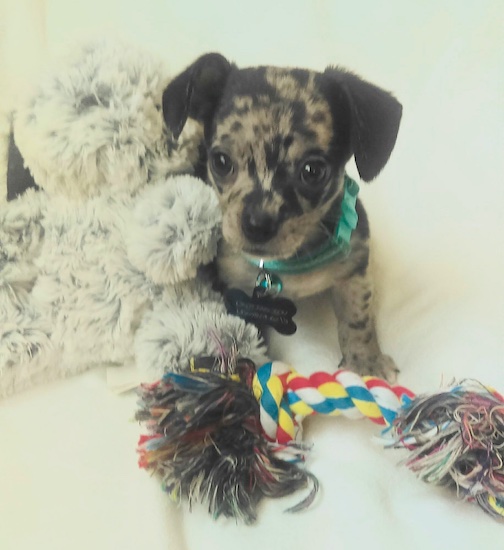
(252, 361, 415, 444)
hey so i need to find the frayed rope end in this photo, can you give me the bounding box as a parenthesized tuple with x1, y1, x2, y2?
(389, 381, 504, 520)
(135, 364, 317, 524)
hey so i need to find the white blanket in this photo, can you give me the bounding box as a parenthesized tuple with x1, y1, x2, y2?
(1, 1, 503, 549)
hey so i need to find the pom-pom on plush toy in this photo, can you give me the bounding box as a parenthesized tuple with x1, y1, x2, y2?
(136, 358, 504, 523)
(0, 41, 268, 397)
(12, 40, 201, 198)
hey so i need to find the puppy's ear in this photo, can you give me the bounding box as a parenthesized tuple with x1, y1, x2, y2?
(162, 53, 232, 139)
(321, 68, 402, 181)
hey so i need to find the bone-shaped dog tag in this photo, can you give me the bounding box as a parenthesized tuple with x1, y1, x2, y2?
(224, 288, 297, 335)
(224, 265, 297, 335)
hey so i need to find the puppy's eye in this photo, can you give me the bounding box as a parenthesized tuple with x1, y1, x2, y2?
(300, 158, 328, 186)
(210, 151, 234, 178)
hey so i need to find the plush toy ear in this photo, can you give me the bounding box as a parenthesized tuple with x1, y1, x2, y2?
(321, 68, 402, 181)
(162, 53, 233, 140)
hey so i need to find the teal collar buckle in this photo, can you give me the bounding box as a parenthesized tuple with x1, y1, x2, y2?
(245, 174, 360, 276)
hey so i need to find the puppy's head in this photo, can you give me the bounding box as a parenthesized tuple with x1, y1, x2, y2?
(162, 54, 402, 259)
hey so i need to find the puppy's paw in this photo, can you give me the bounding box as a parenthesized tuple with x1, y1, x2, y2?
(371, 354, 400, 383)
(340, 354, 399, 383)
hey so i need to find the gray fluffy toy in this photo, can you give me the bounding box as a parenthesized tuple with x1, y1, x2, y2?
(0, 41, 267, 398)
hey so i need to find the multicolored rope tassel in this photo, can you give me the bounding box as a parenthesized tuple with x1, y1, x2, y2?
(135, 359, 317, 524)
(389, 382, 504, 520)
(136, 357, 504, 523)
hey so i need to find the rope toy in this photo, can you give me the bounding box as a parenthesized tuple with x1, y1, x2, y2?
(136, 358, 504, 523)
(253, 361, 415, 443)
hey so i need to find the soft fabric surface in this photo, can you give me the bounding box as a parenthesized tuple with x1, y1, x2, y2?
(1, 1, 503, 549)
(1, 40, 268, 398)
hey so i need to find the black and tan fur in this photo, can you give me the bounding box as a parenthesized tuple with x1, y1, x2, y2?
(162, 54, 402, 381)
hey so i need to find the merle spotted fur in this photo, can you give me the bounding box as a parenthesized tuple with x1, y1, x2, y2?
(162, 54, 402, 381)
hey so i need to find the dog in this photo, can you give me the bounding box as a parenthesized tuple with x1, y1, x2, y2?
(161, 54, 402, 382)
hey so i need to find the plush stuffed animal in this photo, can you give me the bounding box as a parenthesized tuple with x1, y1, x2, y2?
(0, 41, 267, 398)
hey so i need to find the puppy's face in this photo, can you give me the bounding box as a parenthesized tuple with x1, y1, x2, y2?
(207, 68, 350, 259)
(162, 55, 402, 259)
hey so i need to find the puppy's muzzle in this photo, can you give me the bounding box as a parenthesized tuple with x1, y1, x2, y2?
(241, 204, 279, 244)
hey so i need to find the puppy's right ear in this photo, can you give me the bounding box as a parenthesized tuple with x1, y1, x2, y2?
(162, 53, 232, 139)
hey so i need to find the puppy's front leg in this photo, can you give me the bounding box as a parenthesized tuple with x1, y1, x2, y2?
(332, 270, 398, 382)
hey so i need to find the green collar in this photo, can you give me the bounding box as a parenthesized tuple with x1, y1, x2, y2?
(245, 174, 359, 275)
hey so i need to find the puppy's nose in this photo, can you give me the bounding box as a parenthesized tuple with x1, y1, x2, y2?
(241, 207, 279, 243)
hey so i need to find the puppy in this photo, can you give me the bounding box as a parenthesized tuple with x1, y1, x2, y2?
(162, 54, 402, 381)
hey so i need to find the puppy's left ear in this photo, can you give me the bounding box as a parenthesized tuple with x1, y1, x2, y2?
(321, 68, 402, 181)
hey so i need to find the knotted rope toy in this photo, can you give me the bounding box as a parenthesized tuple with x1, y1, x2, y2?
(136, 357, 504, 523)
